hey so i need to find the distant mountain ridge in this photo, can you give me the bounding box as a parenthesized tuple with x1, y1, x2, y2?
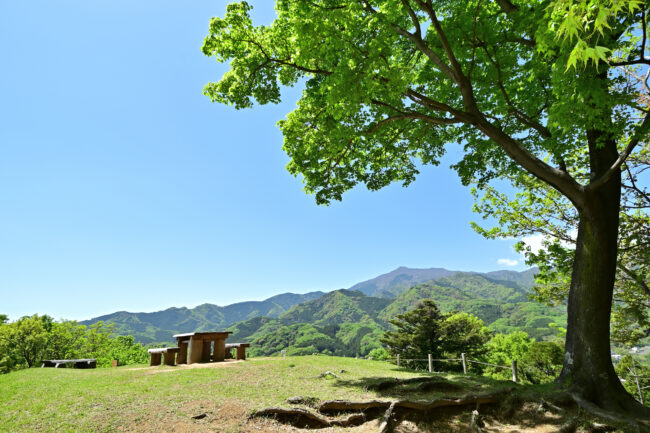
(80, 291, 324, 344)
(227, 269, 562, 358)
(349, 266, 537, 298)
(81, 266, 543, 346)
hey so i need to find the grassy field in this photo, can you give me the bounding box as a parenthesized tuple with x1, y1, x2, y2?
(0, 356, 606, 432)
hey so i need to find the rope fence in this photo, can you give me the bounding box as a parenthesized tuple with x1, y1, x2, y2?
(383, 353, 520, 382)
(377, 353, 648, 402)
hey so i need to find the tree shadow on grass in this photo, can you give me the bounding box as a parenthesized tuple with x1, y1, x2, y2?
(328, 373, 570, 431)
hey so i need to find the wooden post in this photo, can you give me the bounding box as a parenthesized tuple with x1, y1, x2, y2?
(214, 338, 226, 362)
(163, 351, 176, 366)
(632, 357, 644, 404)
(150, 353, 161, 366)
(428, 354, 433, 373)
(177, 341, 188, 365)
(188, 337, 203, 364)
(461, 353, 467, 374)
(201, 340, 212, 362)
(236, 346, 246, 360)
(397, 354, 400, 367)
(511, 360, 518, 383)
(281, 350, 286, 358)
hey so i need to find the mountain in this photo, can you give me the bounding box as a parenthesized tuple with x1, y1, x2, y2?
(80, 267, 551, 353)
(228, 290, 389, 357)
(348, 266, 537, 298)
(349, 267, 457, 297)
(80, 291, 324, 344)
(281, 289, 392, 326)
(226, 270, 564, 357)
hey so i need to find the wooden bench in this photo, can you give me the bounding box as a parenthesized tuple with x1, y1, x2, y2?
(225, 343, 250, 360)
(148, 347, 180, 366)
(41, 359, 96, 369)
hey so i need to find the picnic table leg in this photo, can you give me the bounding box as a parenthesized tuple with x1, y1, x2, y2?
(201, 340, 212, 362)
(236, 346, 246, 360)
(214, 338, 226, 362)
(163, 351, 176, 366)
(177, 341, 188, 364)
(188, 337, 203, 364)
(150, 353, 162, 366)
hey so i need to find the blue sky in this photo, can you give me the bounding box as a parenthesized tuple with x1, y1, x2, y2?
(0, 0, 528, 321)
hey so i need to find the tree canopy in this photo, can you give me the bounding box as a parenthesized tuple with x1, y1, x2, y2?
(203, 0, 650, 417)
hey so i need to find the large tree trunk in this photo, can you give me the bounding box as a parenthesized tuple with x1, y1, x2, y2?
(559, 131, 649, 419)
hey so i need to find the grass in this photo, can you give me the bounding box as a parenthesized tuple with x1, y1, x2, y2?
(0, 356, 557, 432)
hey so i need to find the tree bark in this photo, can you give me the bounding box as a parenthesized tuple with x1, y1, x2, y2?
(559, 130, 649, 419)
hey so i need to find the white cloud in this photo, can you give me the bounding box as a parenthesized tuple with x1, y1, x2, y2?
(521, 230, 577, 255)
(497, 258, 519, 267)
(521, 233, 545, 254)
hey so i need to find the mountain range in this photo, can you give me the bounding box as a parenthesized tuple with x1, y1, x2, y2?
(80, 266, 564, 355)
(80, 291, 324, 343)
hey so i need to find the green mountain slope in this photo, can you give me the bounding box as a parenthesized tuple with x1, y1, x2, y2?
(225, 271, 565, 356)
(80, 291, 325, 344)
(281, 289, 392, 326)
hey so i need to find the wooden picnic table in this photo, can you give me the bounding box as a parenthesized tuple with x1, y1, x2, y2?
(173, 331, 232, 364)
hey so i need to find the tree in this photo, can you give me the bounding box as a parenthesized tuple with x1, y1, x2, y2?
(616, 355, 650, 405)
(471, 144, 649, 346)
(380, 300, 490, 368)
(381, 299, 445, 363)
(4, 315, 49, 368)
(202, 0, 649, 417)
(439, 312, 491, 360)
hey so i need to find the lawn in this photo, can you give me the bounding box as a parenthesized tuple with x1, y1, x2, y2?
(0, 356, 607, 432)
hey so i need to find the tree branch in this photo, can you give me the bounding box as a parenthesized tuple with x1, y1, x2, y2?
(617, 263, 650, 298)
(589, 113, 650, 191)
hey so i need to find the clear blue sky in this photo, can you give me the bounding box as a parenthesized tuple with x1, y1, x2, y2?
(0, 0, 528, 321)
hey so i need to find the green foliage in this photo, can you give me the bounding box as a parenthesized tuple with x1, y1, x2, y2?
(483, 332, 563, 384)
(0, 315, 149, 373)
(367, 347, 390, 361)
(484, 331, 532, 380)
(380, 300, 491, 371)
(439, 312, 491, 360)
(381, 299, 446, 361)
(519, 341, 564, 384)
(615, 355, 650, 404)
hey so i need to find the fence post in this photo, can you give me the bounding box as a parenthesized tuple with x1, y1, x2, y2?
(461, 353, 467, 374)
(281, 350, 286, 358)
(511, 360, 518, 383)
(397, 354, 400, 367)
(428, 354, 433, 373)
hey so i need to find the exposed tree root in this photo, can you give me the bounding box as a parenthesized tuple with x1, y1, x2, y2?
(470, 410, 484, 433)
(253, 391, 507, 429)
(250, 407, 366, 428)
(377, 401, 397, 433)
(318, 399, 390, 412)
(569, 393, 649, 431)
